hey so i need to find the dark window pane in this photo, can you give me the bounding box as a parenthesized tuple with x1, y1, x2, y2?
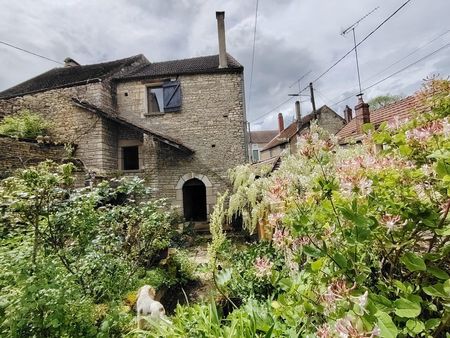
(123, 146, 139, 170)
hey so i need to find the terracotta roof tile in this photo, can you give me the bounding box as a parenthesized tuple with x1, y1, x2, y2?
(336, 94, 429, 142)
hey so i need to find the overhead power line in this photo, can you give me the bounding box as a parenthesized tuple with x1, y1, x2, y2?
(247, 0, 260, 115)
(363, 29, 450, 83)
(250, 0, 412, 124)
(249, 96, 295, 123)
(330, 42, 450, 108)
(0, 40, 63, 65)
(298, 0, 413, 94)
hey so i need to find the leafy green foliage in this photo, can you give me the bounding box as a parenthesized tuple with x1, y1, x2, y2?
(368, 94, 403, 111)
(149, 78, 450, 337)
(0, 110, 51, 139)
(0, 162, 194, 337)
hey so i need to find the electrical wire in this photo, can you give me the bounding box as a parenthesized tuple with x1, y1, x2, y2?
(297, 0, 413, 95)
(330, 42, 450, 108)
(249, 96, 295, 123)
(363, 29, 450, 83)
(0, 40, 63, 65)
(250, 0, 412, 123)
(247, 0, 260, 115)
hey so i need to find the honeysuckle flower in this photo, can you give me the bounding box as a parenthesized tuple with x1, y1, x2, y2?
(321, 280, 356, 312)
(272, 227, 291, 249)
(381, 214, 404, 232)
(268, 213, 285, 228)
(254, 257, 273, 277)
(387, 115, 409, 131)
(335, 316, 379, 338)
(351, 291, 368, 309)
(316, 324, 332, 338)
(359, 178, 373, 196)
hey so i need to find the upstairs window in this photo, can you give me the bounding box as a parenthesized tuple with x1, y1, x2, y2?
(252, 149, 260, 162)
(122, 146, 139, 170)
(147, 80, 181, 114)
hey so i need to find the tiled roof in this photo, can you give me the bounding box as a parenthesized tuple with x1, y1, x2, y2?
(71, 98, 194, 154)
(262, 122, 299, 151)
(261, 105, 338, 151)
(249, 130, 278, 144)
(116, 53, 243, 80)
(0, 55, 146, 99)
(336, 95, 428, 142)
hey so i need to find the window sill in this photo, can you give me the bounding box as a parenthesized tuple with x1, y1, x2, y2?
(144, 112, 165, 117)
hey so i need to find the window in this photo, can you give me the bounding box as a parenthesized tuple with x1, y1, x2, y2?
(122, 146, 139, 170)
(252, 149, 260, 162)
(146, 80, 181, 114)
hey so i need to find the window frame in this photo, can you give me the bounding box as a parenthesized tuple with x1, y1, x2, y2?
(118, 140, 143, 172)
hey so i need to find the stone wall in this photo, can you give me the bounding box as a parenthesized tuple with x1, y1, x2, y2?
(0, 135, 66, 175)
(0, 83, 118, 173)
(116, 72, 247, 217)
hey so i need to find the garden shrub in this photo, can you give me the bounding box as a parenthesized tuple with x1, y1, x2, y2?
(0, 162, 195, 337)
(0, 110, 51, 139)
(150, 78, 450, 337)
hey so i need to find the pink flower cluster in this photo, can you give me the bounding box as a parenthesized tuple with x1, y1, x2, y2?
(381, 214, 405, 232)
(406, 119, 445, 143)
(272, 227, 292, 249)
(267, 177, 290, 205)
(253, 257, 273, 278)
(322, 279, 356, 307)
(335, 316, 380, 338)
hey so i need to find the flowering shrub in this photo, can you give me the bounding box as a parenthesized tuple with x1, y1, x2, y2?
(150, 78, 450, 337)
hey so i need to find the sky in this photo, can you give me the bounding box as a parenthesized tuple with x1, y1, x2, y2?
(0, 0, 449, 131)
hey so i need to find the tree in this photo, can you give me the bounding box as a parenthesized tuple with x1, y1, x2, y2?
(368, 94, 403, 111)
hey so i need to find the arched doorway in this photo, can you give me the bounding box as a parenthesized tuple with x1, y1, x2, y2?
(182, 178, 207, 221)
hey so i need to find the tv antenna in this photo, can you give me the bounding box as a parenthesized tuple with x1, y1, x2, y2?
(341, 6, 379, 95)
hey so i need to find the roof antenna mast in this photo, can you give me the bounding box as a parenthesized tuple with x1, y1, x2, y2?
(341, 6, 379, 95)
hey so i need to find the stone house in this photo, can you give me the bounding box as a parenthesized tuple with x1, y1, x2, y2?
(248, 130, 278, 162)
(260, 103, 346, 163)
(0, 12, 247, 223)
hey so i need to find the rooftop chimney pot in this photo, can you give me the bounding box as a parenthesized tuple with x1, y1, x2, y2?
(216, 11, 228, 68)
(278, 113, 285, 133)
(344, 105, 353, 123)
(354, 94, 370, 133)
(64, 57, 80, 67)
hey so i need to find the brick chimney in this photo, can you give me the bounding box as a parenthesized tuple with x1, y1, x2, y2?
(278, 113, 284, 132)
(216, 11, 228, 68)
(354, 94, 370, 133)
(344, 105, 353, 123)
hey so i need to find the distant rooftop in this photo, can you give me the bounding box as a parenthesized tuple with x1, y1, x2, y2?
(336, 94, 428, 142)
(249, 130, 278, 144)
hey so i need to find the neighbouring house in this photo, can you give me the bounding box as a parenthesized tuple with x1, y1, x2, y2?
(336, 93, 428, 144)
(260, 103, 346, 163)
(248, 130, 278, 162)
(0, 12, 247, 224)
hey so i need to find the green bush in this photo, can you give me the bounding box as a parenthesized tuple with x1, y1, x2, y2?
(0, 110, 51, 139)
(0, 162, 196, 337)
(150, 78, 450, 337)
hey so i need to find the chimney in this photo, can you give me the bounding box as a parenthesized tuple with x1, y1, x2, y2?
(344, 105, 353, 123)
(64, 57, 80, 67)
(354, 94, 370, 133)
(278, 113, 284, 133)
(295, 101, 302, 130)
(216, 11, 228, 68)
